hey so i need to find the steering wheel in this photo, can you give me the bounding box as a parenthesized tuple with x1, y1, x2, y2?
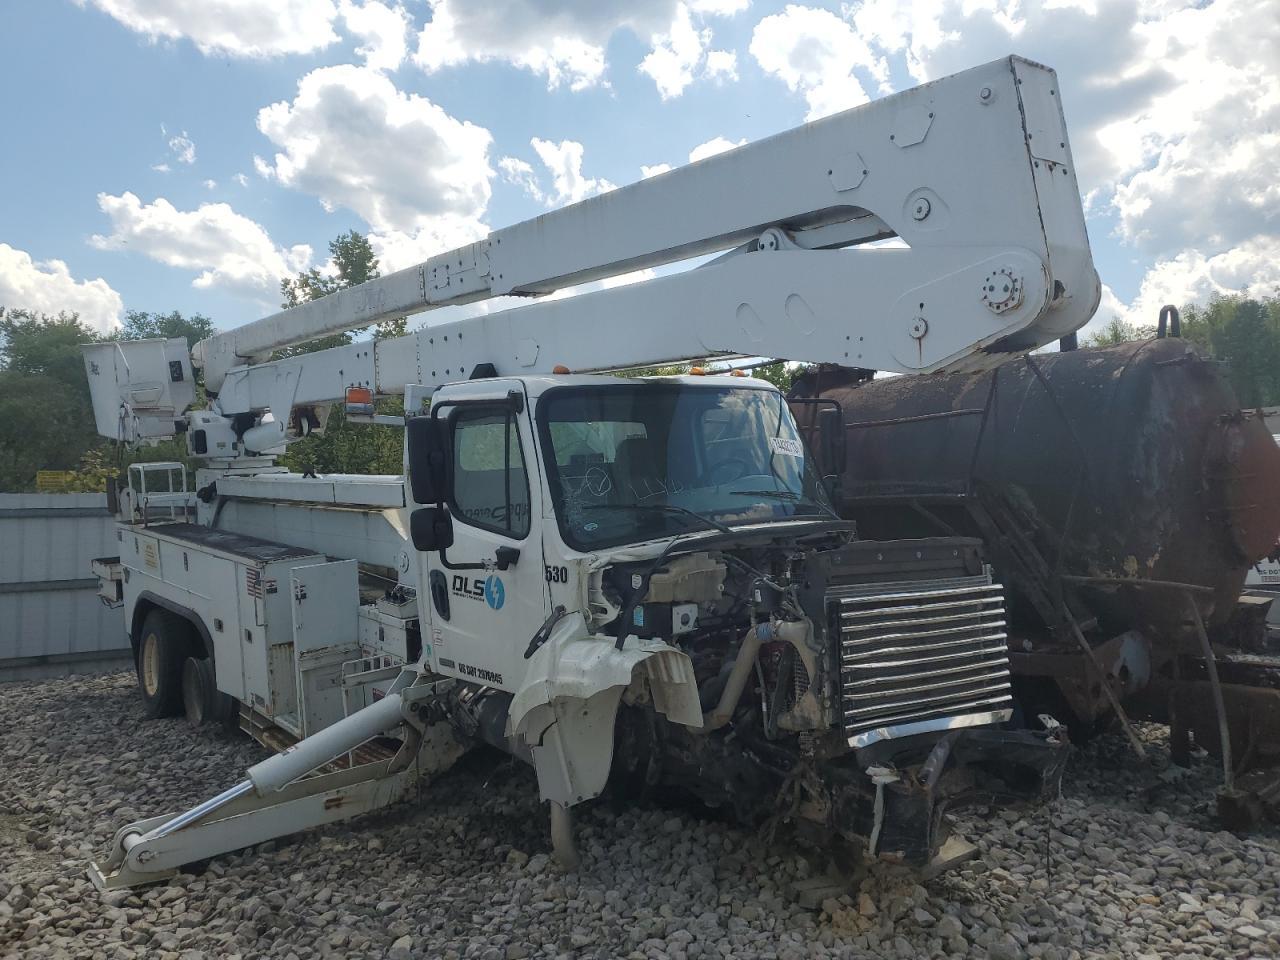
(702, 457, 751, 485)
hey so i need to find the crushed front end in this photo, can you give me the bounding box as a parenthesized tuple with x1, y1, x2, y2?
(612, 535, 1069, 872)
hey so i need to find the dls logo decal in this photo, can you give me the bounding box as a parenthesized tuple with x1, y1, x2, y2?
(484, 575, 505, 610)
(451, 574, 505, 610)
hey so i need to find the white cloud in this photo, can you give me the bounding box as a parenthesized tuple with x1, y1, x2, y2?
(688, 135, 744, 163)
(167, 131, 196, 165)
(339, 0, 408, 71)
(1117, 236, 1280, 327)
(255, 65, 493, 234)
(641, 163, 673, 179)
(413, 0, 655, 90)
(503, 138, 616, 206)
(414, 0, 745, 93)
(1104, 2, 1280, 259)
(497, 156, 544, 204)
(690, 0, 750, 13)
(75, 0, 341, 57)
(639, 4, 711, 100)
(151, 162, 171, 174)
(703, 49, 738, 84)
(751, 1, 1278, 329)
(749, 5, 887, 120)
(90, 192, 312, 300)
(203, 179, 217, 190)
(0, 244, 123, 333)
(233, 173, 249, 187)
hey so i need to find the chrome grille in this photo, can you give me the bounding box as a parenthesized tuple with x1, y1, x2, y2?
(833, 571, 1013, 747)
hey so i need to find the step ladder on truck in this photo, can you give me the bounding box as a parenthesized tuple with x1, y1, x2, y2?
(83, 55, 1095, 891)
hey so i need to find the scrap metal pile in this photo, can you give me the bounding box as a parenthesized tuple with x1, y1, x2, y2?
(791, 330, 1280, 826)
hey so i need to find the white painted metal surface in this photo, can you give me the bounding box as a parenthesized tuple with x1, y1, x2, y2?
(0, 494, 124, 674)
(195, 56, 1094, 393)
(82, 338, 194, 441)
(290, 559, 361, 736)
(85, 57, 1099, 451)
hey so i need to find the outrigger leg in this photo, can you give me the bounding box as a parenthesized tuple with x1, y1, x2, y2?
(89, 682, 465, 892)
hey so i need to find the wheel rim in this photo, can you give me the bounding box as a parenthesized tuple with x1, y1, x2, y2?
(141, 633, 161, 696)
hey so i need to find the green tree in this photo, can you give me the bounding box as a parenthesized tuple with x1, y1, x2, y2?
(751, 360, 796, 392)
(120, 309, 216, 347)
(276, 230, 407, 475)
(1181, 295, 1280, 406)
(0, 308, 101, 390)
(0, 308, 105, 488)
(1084, 316, 1153, 347)
(281, 230, 380, 307)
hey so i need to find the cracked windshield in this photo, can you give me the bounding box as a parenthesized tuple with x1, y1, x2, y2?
(539, 384, 833, 550)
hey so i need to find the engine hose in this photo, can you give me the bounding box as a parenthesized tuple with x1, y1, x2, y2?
(693, 619, 808, 734)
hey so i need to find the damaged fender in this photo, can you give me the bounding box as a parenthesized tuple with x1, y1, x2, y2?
(508, 612, 701, 806)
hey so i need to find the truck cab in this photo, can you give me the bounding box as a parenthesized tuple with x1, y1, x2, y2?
(405, 372, 1066, 867)
(411, 374, 833, 693)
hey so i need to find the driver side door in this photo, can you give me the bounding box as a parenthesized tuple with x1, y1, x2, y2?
(420, 387, 548, 694)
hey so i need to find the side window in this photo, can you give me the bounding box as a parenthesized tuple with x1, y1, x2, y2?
(451, 407, 531, 539)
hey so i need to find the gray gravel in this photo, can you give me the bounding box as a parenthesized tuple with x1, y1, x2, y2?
(3, 671, 1279, 960)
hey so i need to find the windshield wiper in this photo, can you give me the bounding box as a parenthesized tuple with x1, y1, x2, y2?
(729, 489, 842, 521)
(582, 503, 735, 535)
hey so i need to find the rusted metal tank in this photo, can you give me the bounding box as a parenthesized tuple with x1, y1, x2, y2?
(793, 338, 1280, 823)
(792, 338, 1280, 642)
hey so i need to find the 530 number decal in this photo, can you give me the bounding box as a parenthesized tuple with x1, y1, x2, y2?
(545, 565, 569, 584)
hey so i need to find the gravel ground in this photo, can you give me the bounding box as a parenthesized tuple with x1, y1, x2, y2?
(2, 671, 1278, 960)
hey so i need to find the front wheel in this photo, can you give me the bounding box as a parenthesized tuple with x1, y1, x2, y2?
(137, 608, 191, 718)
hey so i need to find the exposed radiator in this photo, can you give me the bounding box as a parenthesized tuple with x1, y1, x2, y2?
(832, 570, 1013, 748)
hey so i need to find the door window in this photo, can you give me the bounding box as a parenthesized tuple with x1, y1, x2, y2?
(450, 406, 532, 539)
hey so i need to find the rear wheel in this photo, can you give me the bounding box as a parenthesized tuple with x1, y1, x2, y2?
(182, 655, 235, 726)
(136, 608, 192, 718)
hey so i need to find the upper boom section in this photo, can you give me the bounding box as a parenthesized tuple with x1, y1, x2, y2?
(192, 55, 1098, 395)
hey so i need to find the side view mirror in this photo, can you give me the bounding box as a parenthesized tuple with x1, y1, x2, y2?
(407, 416, 452, 504)
(411, 507, 455, 553)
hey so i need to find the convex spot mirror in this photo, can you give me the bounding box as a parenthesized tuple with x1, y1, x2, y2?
(411, 506, 454, 553)
(407, 416, 452, 504)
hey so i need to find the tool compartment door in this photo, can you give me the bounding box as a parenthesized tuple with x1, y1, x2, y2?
(290, 559, 360, 736)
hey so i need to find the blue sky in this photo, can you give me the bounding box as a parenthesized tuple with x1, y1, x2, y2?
(2, 1, 1276, 342)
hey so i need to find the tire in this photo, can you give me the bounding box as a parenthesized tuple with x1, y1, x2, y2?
(136, 607, 192, 718)
(182, 655, 236, 726)
(182, 656, 212, 726)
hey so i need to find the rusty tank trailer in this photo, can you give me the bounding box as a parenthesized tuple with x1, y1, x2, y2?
(790, 336, 1280, 823)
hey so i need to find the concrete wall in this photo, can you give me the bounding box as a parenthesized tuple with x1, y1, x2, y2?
(0, 493, 129, 681)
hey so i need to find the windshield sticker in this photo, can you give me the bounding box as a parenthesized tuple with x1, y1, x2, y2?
(769, 436, 804, 458)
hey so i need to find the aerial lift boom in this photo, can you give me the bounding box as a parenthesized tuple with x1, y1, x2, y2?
(89, 56, 1097, 454)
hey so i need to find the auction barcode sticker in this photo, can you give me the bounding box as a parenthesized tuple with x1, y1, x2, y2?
(769, 437, 804, 457)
